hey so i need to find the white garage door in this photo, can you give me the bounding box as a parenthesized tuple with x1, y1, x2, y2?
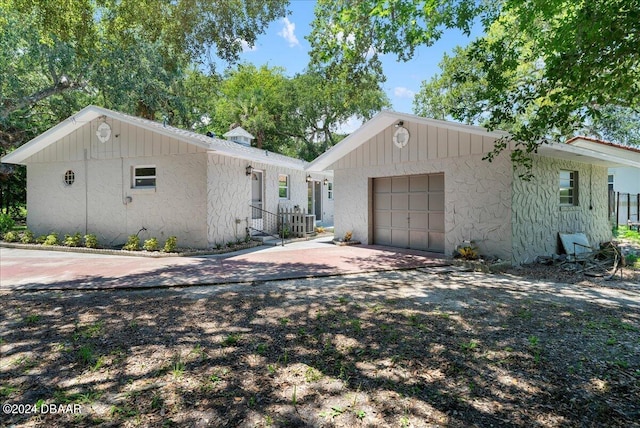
(373, 174, 445, 252)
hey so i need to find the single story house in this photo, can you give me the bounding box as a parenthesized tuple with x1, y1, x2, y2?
(306, 111, 640, 265)
(567, 136, 640, 227)
(1, 105, 334, 248)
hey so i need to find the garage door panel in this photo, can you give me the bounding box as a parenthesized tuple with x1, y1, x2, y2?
(429, 232, 445, 252)
(409, 231, 428, 250)
(410, 212, 428, 229)
(409, 194, 427, 211)
(374, 228, 391, 246)
(391, 194, 408, 210)
(375, 211, 391, 227)
(375, 194, 391, 210)
(391, 212, 408, 228)
(429, 213, 445, 232)
(429, 193, 444, 211)
(391, 229, 409, 248)
(409, 175, 428, 192)
(375, 177, 392, 193)
(392, 177, 409, 193)
(429, 174, 445, 191)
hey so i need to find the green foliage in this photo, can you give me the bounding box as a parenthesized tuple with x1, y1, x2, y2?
(163, 236, 177, 252)
(64, 232, 82, 247)
(0, 213, 15, 234)
(20, 229, 34, 244)
(142, 237, 159, 251)
(35, 235, 47, 244)
(2, 230, 19, 242)
(84, 234, 98, 248)
(122, 235, 140, 251)
(43, 233, 59, 246)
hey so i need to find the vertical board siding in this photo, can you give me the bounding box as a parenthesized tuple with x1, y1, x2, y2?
(24, 118, 210, 164)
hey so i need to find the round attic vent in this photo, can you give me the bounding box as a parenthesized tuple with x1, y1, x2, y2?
(96, 122, 111, 143)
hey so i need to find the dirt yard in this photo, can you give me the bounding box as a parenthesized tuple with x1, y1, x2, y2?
(1, 268, 639, 427)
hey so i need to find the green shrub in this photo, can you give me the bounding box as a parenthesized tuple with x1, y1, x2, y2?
(64, 232, 83, 247)
(143, 237, 159, 251)
(20, 230, 35, 244)
(43, 233, 59, 246)
(36, 235, 47, 244)
(3, 230, 19, 242)
(123, 235, 140, 251)
(0, 213, 15, 234)
(84, 234, 98, 248)
(163, 236, 177, 253)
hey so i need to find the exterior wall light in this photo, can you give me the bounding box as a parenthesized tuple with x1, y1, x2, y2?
(246, 165, 253, 176)
(306, 174, 312, 183)
(323, 178, 329, 186)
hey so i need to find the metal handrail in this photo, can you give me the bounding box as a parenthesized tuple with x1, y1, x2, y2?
(249, 205, 285, 246)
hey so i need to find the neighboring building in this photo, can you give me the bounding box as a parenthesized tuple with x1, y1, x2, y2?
(567, 136, 640, 226)
(306, 111, 640, 265)
(1, 105, 333, 248)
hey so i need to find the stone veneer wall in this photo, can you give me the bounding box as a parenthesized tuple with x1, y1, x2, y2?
(511, 155, 611, 264)
(333, 151, 513, 260)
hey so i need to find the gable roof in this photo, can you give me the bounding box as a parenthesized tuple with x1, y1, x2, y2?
(223, 126, 255, 140)
(305, 110, 509, 171)
(1, 105, 311, 171)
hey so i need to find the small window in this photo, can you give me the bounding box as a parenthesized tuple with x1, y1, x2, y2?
(327, 182, 333, 199)
(559, 170, 578, 206)
(608, 174, 614, 192)
(133, 166, 156, 188)
(278, 174, 289, 199)
(64, 170, 75, 186)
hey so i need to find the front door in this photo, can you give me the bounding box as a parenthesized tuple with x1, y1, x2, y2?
(251, 170, 264, 232)
(307, 180, 322, 222)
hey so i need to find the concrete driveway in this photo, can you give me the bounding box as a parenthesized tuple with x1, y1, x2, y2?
(0, 237, 448, 291)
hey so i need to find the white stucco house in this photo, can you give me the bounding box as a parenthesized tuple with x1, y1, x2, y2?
(1, 105, 334, 248)
(306, 111, 640, 265)
(567, 137, 640, 227)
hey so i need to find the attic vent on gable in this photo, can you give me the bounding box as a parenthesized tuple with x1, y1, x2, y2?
(223, 126, 255, 147)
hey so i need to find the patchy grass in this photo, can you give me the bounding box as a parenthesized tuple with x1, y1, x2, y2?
(0, 270, 639, 427)
(614, 225, 640, 245)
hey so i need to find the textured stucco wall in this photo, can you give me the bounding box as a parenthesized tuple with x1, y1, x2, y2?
(206, 155, 327, 245)
(27, 152, 209, 248)
(333, 151, 513, 259)
(511, 155, 611, 264)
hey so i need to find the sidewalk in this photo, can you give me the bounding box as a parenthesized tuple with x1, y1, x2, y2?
(0, 237, 448, 291)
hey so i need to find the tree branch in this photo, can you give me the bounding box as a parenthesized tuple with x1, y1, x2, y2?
(0, 79, 85, 119)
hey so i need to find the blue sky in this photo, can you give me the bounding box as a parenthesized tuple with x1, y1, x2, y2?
(222, 0, 480, 129)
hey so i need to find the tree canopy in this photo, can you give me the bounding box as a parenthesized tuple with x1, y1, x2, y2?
(309, 0, 640, 173)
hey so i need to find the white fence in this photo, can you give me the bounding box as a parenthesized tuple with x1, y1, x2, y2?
(278, 207, 316, 238)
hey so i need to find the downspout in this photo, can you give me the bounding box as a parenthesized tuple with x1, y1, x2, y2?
(84, 148, 89, 235)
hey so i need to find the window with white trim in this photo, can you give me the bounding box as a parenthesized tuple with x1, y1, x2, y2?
(559, 170, 578, 206)
(327, 182, 333, 199)
(133, 166, 156, 188)
(278, 174, 289, 199)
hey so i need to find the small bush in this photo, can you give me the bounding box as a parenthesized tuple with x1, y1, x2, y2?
(43, 233, 59, 246)
(343, 231, 353, 242)
(0, 213, 15, 234)
(64, 232, 83, 247)
(20, 230, 35, 244)
(122, 235, 140, 251)
(3, 230, 19, 242)
(84, 234, 98, 248)
(143, 237, 159, 251)
(36, 235, 47, 244)
(163, 236, 177, 252)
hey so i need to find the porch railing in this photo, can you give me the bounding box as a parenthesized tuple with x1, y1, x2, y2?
(249, 205, 284, 246)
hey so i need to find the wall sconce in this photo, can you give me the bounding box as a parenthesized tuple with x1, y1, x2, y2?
(395, 120, 404, 128)
(323, 178, 329, 186)
(306, 174, 312, 183)
(246, 165, 253, 176)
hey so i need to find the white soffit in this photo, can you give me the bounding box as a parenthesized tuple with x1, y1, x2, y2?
(538, 143, 640, 168)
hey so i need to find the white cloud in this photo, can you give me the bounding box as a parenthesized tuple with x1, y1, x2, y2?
(333, 115, 363, 135)
(278, 17, 300, 47)
(239, 39, 257, 52)
(394, 87, 415, 99)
